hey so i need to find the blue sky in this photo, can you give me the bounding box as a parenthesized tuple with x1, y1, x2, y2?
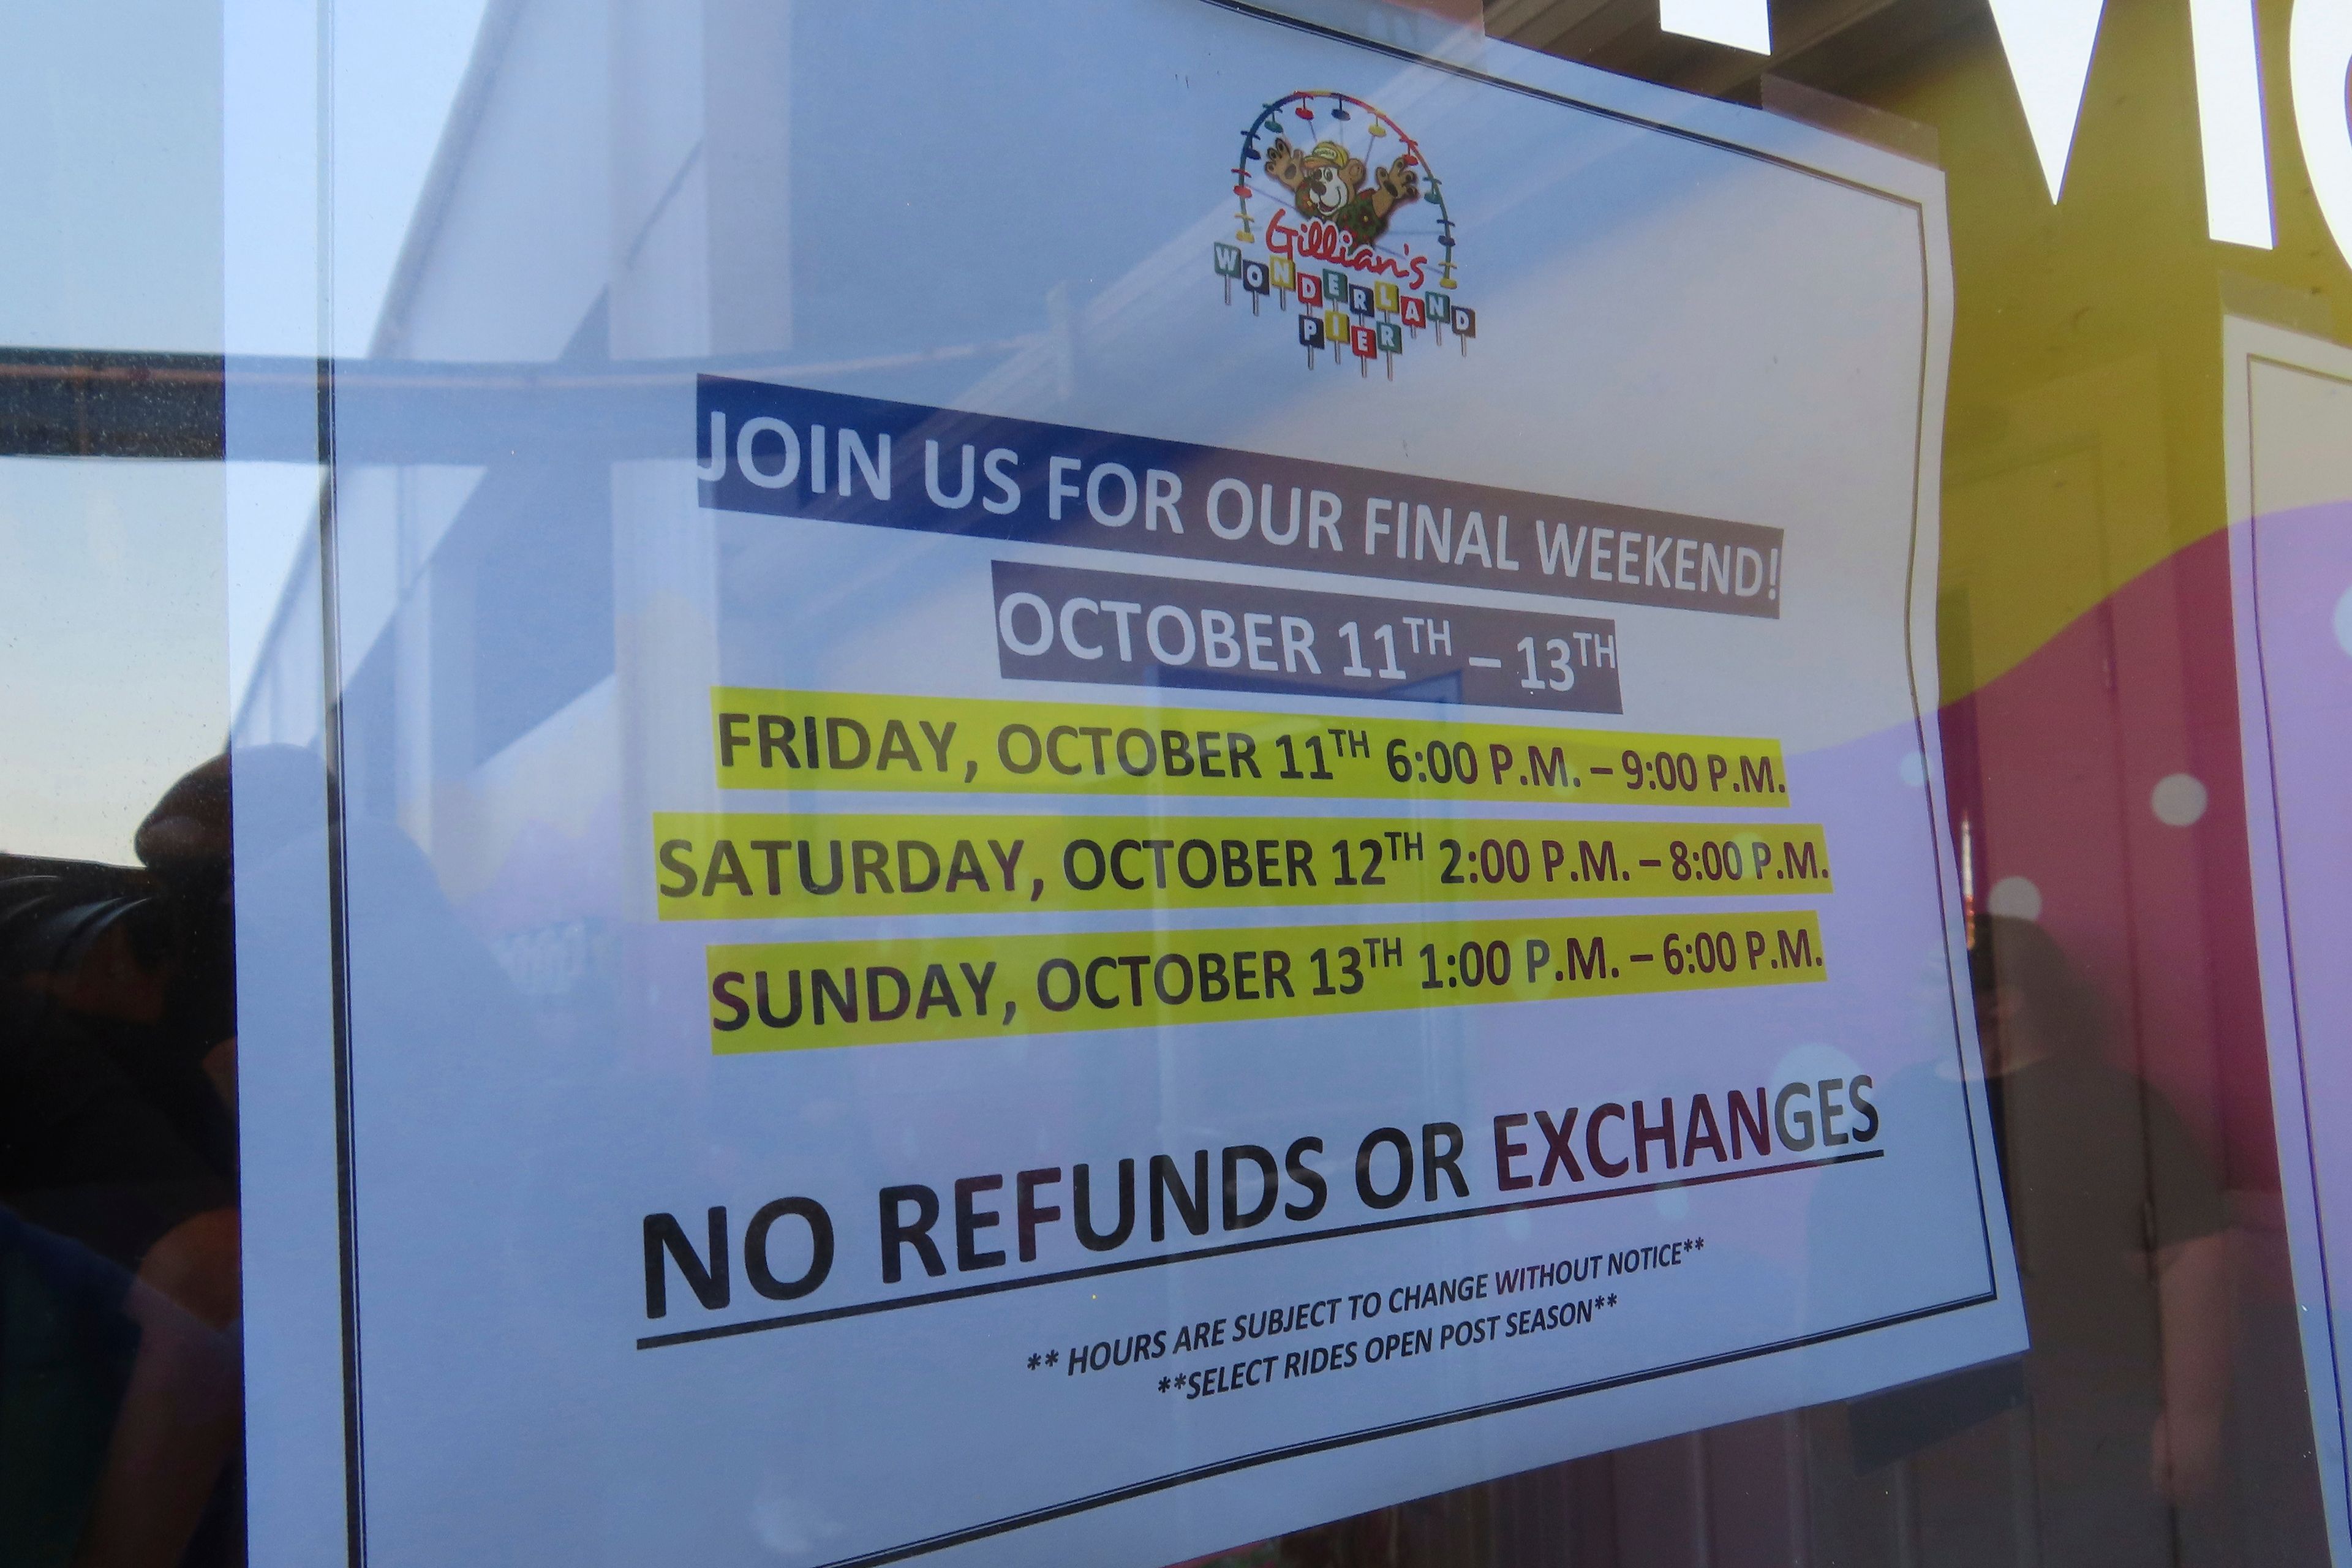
(0, 0, 486, 861)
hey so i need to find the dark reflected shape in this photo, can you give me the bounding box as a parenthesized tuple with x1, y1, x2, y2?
(2, 750, 255, 1567)
(1843, 913, 2233, 1564)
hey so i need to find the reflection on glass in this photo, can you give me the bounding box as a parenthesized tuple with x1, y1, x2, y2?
(4, 756, 241, 1567)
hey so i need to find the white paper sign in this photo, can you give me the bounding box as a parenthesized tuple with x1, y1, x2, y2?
(244, 4, 2024, 1564)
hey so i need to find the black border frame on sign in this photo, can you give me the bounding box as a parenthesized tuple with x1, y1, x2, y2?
(309, 2, 2000, 1564)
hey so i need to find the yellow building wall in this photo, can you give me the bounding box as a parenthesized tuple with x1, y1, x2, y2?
(1845, 0, 2350, 698)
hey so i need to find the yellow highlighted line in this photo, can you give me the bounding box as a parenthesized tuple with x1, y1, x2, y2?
(706, 913, 1826, 1053)
(710, 688, 1790, 806)
(657, 813, 1831, 919)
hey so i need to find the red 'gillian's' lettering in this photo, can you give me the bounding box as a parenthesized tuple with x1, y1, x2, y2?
(1264, 211, 1430, 291)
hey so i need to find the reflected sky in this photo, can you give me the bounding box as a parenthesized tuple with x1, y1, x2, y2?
(0, 0, 488, 859)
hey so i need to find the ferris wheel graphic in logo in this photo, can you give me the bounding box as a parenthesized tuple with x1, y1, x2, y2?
(1214, 90, 1476, 378)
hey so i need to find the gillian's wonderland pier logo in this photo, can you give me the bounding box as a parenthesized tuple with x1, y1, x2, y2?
(1214, 90, 1477, 378)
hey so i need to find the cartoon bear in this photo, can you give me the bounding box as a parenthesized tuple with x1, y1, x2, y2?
(1261, 135, 1421, 245)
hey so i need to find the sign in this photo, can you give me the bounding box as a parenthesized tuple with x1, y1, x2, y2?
(273, 4, 2024, 1564)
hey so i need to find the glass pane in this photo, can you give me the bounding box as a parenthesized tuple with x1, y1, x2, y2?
(2, 4, 242, 1563)
(10, 0, 2352, 1564)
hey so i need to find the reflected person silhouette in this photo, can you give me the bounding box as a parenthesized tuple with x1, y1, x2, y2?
(1850, 911, 2232, 1567)
(2, 752, 246, 1567)
(1836, 914, 2232, 1566)
(1968, 913, 2231, 1513)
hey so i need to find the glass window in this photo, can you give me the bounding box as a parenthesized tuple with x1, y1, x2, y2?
(7, 1, 2351, 1564)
